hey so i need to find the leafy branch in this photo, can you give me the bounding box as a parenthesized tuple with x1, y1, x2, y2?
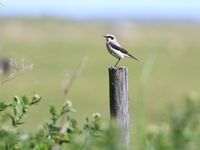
(0, 93, 41, 127)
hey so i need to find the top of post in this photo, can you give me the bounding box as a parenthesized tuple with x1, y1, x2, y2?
(109, 66, 127, 70)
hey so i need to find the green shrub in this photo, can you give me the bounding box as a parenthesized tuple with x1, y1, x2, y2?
(0, 94, 124, 150)
(146, 92, 200, 150)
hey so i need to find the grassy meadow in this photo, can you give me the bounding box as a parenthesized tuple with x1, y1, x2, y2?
(0, 19, 200, 136)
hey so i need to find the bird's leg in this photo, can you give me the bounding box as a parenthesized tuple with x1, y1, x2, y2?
(114, 58, 121, 67)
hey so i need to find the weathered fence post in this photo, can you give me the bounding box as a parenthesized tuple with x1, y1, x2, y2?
(108, 66, 130, 147)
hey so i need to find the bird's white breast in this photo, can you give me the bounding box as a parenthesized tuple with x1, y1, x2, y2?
(106, 42, 128, 59)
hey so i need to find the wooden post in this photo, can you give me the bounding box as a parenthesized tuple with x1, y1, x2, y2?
(108, 66, 130, 147)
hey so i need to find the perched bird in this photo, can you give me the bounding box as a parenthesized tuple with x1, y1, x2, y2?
(103, 34, 138, 66)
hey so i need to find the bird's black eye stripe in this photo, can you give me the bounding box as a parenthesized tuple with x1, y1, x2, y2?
(108, 36, 114, 40)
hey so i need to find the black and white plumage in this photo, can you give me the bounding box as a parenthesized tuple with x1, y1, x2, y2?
(103, 34, 138, 67)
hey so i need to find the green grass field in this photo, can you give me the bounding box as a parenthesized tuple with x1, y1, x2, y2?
(0, 19, 200, 135)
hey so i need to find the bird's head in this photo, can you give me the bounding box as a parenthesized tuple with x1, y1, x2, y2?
(103, 34, 116, 42)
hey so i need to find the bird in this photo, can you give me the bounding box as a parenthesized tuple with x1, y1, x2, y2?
(103, 34, 138, 67)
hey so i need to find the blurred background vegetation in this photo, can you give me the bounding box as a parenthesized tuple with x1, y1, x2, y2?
(1, 20, 199, 129)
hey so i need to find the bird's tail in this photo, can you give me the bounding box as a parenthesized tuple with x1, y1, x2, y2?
(128, 53, 138, 61)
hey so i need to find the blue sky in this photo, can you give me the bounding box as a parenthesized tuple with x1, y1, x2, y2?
(0, 0, 200, 20)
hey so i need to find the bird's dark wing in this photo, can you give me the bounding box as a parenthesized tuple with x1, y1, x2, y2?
(109, 42, 129, 54)
(109, 42, 138, 61)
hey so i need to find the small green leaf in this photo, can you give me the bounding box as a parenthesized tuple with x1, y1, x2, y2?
(62, 134, 70, 142)
(13, 96, 20, 104)
(22, 95, 30, 112)
(16, 122, 24, 125)
(69, 118, 77, 128)
(50, 105, 57, 116)
(14, 103, 23, 117)
(92, 113, 101, 121)
(0, 101, 8, 111)
(63, 100, 72, 108)
(22, 95, 30, 106)
(69, 108, 76, 112)
(33, 93, 41, 100)
(8, 114, 17, 127)
(31, 93, 41, 105)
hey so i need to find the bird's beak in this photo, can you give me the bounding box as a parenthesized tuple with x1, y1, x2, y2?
(103, 35, 107, 38)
